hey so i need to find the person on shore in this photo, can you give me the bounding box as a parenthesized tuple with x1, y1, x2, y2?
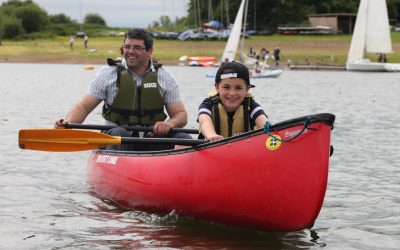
(259, 48, 267, 62)
(247, 47, 256, 58)
(263, 50, 270, 64)
(253, 60, 262, 73)
(378, 53, 387, 63)
(222, 57, 229, 65)
(69, 36, 74, 51)
(84, 35, 89, 49)
(55, 28, 191, 151)
(197, 61, 268, 142)
(273, 47, 281, 66)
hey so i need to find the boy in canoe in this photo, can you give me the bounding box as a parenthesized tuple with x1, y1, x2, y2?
(55, 28, 191, 150)
(198, 61, 268, 142)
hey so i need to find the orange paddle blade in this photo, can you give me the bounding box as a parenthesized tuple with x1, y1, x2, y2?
(18, 129, 121, 152)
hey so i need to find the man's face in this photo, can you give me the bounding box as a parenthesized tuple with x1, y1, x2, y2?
(122, 38, 152, 69)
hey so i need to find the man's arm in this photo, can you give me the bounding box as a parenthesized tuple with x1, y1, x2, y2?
(152, 101, 188, 135)
(54, 95, 101, 128)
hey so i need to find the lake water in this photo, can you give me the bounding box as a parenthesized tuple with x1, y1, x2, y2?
(0, 63, 399, 249)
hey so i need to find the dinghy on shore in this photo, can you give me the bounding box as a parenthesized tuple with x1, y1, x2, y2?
(206, 68, 283, 79)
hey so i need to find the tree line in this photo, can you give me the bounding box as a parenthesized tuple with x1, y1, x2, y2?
(0, 0, 107, 39)
(1, 0, 400, 39)
(186, 0, 400, 32)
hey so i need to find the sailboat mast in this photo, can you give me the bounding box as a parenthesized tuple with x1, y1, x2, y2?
(363, 0, 369, 58)
(208, 0, 213, 20)
(79, 0, 83, 32)
(224, 0, 230, 25)
(240, 0, 249, 56)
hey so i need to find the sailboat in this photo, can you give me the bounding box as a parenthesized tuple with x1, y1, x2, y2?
(221, 0, 246, 62)
(220, 0, 283, 78)
(346, 0, 400, 72)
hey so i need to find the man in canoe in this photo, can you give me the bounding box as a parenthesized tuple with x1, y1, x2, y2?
(55, 28, 191, 150)
(198, 61, 268, 142)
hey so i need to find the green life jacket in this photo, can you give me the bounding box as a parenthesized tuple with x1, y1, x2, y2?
(102, 59, 167, 125)
(200, 92, 255, 138)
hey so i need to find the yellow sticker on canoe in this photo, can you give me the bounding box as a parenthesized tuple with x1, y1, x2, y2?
(266, 135, 282, 150)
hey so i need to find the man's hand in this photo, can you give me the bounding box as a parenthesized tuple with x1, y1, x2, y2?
(54, 119, 68, 129)
(152, 121, 174, 136)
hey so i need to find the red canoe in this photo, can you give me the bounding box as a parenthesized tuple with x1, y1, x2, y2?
(87, 113, 335, 232)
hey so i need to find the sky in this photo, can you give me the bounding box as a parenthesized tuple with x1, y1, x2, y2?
(0, 0, 190, 28)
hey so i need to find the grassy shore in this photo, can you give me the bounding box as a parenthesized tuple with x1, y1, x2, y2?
(1, 33, 400, 66)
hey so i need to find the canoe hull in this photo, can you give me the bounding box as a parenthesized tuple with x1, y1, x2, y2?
(87, 114, 334, 231)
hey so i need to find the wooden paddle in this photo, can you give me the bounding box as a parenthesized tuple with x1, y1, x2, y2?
(18, 129, 207, 152)
(65, 123, 199, 134)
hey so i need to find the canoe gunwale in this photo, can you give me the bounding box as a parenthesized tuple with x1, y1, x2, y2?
(93, 113, 335, 157)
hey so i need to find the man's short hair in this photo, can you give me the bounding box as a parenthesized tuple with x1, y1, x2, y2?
(125, 28, 153, 50)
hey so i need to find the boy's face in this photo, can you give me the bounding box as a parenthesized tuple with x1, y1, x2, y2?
(216, 78, 249, 112)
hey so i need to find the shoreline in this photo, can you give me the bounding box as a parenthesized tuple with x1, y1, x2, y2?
(0, 57, 346, 71)
(1, 34, 399, 66)
(0, 36, 353, 66)
(0, 55, 345, 68)
(0, 55, 185, 66)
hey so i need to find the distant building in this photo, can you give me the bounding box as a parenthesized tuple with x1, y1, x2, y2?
(277, 13, 356, 35)
(277, 26, 332, 35)
(307, 13, 357, 34)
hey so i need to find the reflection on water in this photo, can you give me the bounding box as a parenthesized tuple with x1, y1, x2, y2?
(68, 199, 326, 249)
(0, 63, 399, 249)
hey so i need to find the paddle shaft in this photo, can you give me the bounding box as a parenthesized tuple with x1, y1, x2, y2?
(120, 137, 205, 145)
(65, 123, 199, 134)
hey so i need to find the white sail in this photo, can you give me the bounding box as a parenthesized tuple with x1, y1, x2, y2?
(219, 0, 281, 73)
(221, 0, 245, 62)
(365, 0, 392, 53)
(347, 0, 392, 63)
(347, 0, 368, 63)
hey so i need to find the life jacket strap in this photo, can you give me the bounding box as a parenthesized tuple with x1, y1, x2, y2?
(104, 104, 164, 116)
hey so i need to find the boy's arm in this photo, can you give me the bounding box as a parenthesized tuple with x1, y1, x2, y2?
(198, 114, 224, 142)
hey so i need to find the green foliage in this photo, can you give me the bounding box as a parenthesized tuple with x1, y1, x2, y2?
(0, 0, 48, 38)
(0, 0, 112, 39)
(84, 13, 106, 26)
(388, 0, 400, 22)
(1, 0, 399, 41)
(1, 0, 31, 8)
(49, 13, 74, 24)
(0, 15, 25, 38)
(45, 23, 80, 36)
(149, 15, 190, 32)
(174, 16, 189, 32)
(185, 0, 400, 31)
(0, 4, 17, 16)
(14, 4, 48, 33)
